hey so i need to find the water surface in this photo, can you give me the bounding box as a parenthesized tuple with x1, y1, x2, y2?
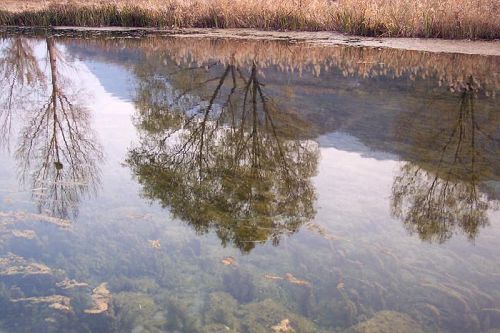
(0, 34, 499, 333)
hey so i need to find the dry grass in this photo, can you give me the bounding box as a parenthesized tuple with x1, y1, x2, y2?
(0, 0, 499, 39)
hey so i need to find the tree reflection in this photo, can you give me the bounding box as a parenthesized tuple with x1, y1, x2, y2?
(391, 79, 498, 243)
(0, 38, 45, 148)
(128, 60, 319, 252)
(0, 37, 102, 219)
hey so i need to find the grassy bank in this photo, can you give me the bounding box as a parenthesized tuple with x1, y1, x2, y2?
(0, 0, 499, 39)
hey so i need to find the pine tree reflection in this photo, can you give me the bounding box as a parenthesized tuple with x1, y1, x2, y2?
(391, 79, 498, 243)
(128, 61, 319, 252)
(0, 37, 102, 219)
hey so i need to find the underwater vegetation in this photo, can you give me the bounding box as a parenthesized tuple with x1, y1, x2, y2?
(85, 283, 111, 314)
(0, 35, 498, 332)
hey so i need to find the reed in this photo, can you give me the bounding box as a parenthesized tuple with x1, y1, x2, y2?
(0, 0, 498, 39)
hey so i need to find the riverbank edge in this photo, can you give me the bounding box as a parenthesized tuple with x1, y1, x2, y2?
(2, 26, 500, 56)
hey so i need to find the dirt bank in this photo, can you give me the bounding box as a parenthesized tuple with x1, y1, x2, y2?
(2, 26, 499, 56)
(59, 27, 500, 56)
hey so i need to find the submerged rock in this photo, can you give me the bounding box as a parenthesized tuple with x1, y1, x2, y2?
(345, 311, 425, 333)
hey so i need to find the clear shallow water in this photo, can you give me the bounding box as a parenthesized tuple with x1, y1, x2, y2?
(0, 34, 499, 333)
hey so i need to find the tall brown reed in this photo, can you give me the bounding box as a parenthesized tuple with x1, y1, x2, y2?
(0, 0, 499, 39)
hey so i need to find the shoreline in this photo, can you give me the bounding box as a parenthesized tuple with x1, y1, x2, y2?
(2, 26, 500, 56)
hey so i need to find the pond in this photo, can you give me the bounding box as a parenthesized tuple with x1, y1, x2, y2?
(0, 32, 499, 333)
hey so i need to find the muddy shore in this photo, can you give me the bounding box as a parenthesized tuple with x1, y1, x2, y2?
(2, 26, 499, 56)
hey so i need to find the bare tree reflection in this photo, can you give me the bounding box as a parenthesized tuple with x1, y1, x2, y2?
(128, 60, 319, 252)
(391, 78, 498, 243)
(0, 38, 45, 148)
(0, 37, 103, 219)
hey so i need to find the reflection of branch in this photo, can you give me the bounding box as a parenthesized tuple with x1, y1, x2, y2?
(197, 65, 231, 175)
(129, 61, 318, 253)
(391, 83, 495, 243)
(15, 38, 102, 219)
(0, 38, 45, 148)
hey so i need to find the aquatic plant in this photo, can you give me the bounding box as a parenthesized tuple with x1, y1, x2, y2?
(56, 278, 89, 290)
(112, 292, 166, 332)
(223, 269, 256, 303)
(203, 292, 239, 329)
(85, 283, 112, 314)
(0, 253, 56, 280)
(11, 294, 72, 313)
(164, 297, 200, 332)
